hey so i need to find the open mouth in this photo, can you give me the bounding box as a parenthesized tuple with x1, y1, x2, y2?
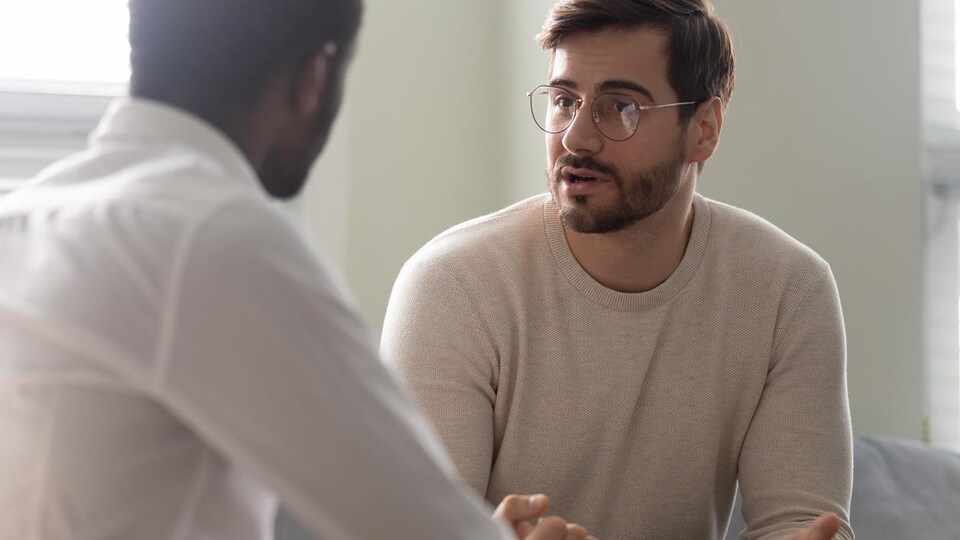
(569, 174, 597, 183)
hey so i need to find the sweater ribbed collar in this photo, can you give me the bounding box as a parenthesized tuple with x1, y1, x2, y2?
(543, 192, 711, 312)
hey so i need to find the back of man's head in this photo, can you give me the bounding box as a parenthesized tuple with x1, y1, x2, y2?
(129, 0, 363, 127)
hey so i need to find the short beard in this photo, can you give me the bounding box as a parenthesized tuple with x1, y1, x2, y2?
(259, 63, 343, 200)
(548, 141, 687, 234)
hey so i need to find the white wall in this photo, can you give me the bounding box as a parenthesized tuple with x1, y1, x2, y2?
(505, 0, 558, 201)
(701, 1, 925, 440)
(291, 111, 351, 270)
(343, 0, 510, 331)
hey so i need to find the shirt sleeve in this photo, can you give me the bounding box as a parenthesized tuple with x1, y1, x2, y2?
(154, 200, 513, 540)
(380, 250, 500, 497)
(736, 265, 855, 540)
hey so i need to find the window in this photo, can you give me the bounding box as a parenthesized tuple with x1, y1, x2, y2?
(0, 1, 130, 194)
(0, 0, 129, 94)
(924, 0, 960, 450)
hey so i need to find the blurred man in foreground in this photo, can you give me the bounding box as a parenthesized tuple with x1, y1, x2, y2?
(0, 1, 591, 538)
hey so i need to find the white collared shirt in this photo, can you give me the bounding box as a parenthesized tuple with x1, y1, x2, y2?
(0, 99, 512, 540)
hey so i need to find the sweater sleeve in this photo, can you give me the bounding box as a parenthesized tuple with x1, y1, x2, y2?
(381, 252, 500, 497)
(737, 265, 854, 540)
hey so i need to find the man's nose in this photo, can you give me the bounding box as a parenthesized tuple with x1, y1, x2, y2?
(561, 106, 604, 155)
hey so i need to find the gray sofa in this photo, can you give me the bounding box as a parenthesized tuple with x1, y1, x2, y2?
(726, 435, 960, 539)
(277, 435, 960, 539)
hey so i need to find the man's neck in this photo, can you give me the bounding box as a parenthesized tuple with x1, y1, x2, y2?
(563, 183, 697, 294)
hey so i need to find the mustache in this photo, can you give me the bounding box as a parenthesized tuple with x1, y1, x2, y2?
(554, 154, 620, 180)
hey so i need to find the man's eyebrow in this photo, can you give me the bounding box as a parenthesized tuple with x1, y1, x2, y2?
(548, 78, 578, 90)
(546, 78, 657, 103)
(596, 80, 656, 102)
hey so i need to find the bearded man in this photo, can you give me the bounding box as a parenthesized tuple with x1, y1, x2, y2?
(382, 1, 853, 539)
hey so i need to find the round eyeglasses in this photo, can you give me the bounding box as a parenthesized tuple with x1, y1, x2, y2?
(527, 84, 699, 142)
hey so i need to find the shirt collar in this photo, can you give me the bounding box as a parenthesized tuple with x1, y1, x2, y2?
(90, 97, 265, 196)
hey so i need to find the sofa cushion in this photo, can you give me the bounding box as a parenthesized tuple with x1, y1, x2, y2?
(849, 435, 960, 539)
(726, 435, 960, 539)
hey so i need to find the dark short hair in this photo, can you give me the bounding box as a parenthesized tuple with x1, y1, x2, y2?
(538, 0, 734, 124)
(129, 0, 363, 124)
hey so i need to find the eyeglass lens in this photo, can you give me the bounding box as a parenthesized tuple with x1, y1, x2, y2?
(529, 86, 641, 141)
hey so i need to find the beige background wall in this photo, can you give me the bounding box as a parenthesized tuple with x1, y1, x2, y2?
(345, 0, 510, 331)
(702, 1, 925, 441)
(300, 0, 928, 441)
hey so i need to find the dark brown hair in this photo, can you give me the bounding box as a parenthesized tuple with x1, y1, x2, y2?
(538, 0, 734, 124)
(130, 0, 363, 126)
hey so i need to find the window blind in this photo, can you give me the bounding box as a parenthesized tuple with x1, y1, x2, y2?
(924, 0, 960, 157)
(0, 1, 128, 193)
(923, 0, 960, 450)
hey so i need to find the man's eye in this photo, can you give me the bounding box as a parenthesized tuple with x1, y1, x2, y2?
(615, 100, 637, 113)
(555, 96, 575, 108)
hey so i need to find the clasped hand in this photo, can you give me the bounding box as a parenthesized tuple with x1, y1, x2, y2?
(493, 494, 596, 540)
(494, 494, 841, 540)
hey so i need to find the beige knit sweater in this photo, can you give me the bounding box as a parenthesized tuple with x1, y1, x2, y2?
(382, 193, 854, 540)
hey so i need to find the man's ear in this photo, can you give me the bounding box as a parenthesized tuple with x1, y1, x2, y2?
(686, 97, 724, 164)
(293, 43, 338, 117)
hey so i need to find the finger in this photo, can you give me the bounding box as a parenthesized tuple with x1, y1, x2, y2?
(526, 516, 567, 540)
(564, 523, 588, 540)
(493, 494, 550, 524)
(806, 512, 840, 540)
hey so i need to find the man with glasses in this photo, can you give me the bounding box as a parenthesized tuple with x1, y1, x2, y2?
(382, 1, 853, 539)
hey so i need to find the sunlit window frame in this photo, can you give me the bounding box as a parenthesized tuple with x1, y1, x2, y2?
(0, 0, 129, 193)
